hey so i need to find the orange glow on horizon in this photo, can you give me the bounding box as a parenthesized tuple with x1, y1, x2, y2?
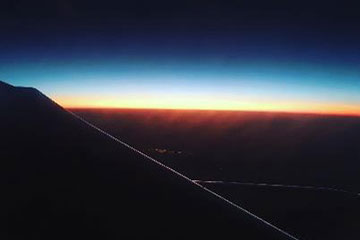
(52, 95, 360, 117)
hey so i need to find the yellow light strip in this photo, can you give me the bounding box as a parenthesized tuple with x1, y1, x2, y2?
(53, 95, 360, 117)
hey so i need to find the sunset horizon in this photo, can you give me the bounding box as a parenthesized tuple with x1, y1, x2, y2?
(56, 96, 360, 117)
(2, 1, 360, 239)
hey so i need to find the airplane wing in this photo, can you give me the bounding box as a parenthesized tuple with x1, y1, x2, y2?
(0, 81, 295, 239)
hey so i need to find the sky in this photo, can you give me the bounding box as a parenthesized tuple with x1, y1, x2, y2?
(1, 0, 360, 115)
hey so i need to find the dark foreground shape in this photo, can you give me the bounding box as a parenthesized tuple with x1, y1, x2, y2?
(0, 81, 293, 240)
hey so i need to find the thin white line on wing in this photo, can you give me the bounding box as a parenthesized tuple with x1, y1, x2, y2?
(67, 110, 300, 240)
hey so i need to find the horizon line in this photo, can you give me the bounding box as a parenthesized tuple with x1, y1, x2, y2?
(64, 106, 360, 118)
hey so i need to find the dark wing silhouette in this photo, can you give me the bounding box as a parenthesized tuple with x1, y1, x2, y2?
(0, 81, 294, 240)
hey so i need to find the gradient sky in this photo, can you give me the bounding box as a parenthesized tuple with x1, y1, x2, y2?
(1, 0, 360, 115)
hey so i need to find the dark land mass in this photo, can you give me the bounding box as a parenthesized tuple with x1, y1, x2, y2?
(1, 80, 295, 239)
(72, 108, 360, 191)
(71, 108, 360, 240)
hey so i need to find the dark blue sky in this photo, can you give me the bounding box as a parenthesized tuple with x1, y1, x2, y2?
(1, 0, 360, 114)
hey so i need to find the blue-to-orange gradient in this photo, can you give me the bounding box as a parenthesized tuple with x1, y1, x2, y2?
(2, 48, 360, 116)
(1, 2, 360, 116)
